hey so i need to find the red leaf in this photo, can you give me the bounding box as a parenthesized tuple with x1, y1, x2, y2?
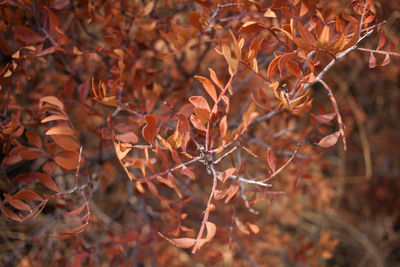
(317, 131, 340, 148)
(142, 115, 157, 144)
(20, 148, 43, 160)
(36, 173, 60, 192)
(42, 161, 56, 174)
(1, 203, 22, 222)
(65, 204, 86, 217)
(14, 26, 46, 44)
(25, 130, 42, 149)
(377, 30, 386, 50)
(369, 52, 377, 68)
(13, 190, 43, 201)
(267, 148, 277, 172)
(3, 193, 31, 211)
(381, 54, 390, 67)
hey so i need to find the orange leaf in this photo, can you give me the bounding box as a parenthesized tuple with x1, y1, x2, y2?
(246, 223, 260, 234)
(51, 135, 80, 151)
(55, 150, 79, 170)
(194, 76, 217, 102)
(190, 114, 206, 132)
(45, 125, 74, 136)
(41, 114, 68, 123)
(208, 68, 224, 90)
(317, 25, 330, 48)
(189, 96, 210, 112)
(219, 115, 227, 137)
(39, 96, 64, 110)
(267, 56, 280, 79)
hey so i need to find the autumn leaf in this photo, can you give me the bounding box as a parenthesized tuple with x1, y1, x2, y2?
(317, 131, 341, 148)
(194, 76, 217, 102)
(267, 148, 277, 172)
(142, 115, 157, 144)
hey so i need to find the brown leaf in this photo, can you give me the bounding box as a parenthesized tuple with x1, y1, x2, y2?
(14, 26, 46, 44)
(317, 131, 341, 148)
(117, 132, 138, 144)
(267, 148, 277, 172)
(158, 233, 196, 249)
(142, 115, 157, 144)
(311, 113, 336, 124)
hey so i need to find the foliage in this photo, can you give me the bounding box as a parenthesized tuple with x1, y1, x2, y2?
(0, 0, 399, 265)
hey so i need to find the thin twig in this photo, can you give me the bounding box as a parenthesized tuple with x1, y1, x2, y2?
(319, 79, 347, 151)
(192, 164, 218, 253)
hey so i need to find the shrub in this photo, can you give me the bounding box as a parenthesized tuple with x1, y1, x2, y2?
(0, 0, 398, 265)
